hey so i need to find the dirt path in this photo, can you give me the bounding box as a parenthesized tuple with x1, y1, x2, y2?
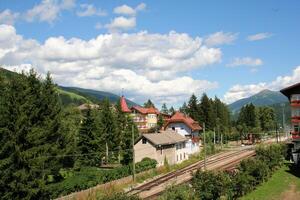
(279, 184, 300, 200)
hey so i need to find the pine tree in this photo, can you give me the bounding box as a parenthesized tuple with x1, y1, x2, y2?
(169, 106, 175, 115)
(144, 99, 155, 108)
(99, 98, 117, 162)
(179, 102, 188, 115)
(0, 70, 67, 199)
(76, 108, 101, 167)
(157, 114, 164, 130)
(161, 103, 169, 114)
(200, 93, 214, 130)
(187, 94, 201, 122)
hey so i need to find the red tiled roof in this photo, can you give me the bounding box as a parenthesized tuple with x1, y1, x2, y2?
(120, 96, 131, 113)
(132, 106, 160, 114)
(164, 111, 202, 131)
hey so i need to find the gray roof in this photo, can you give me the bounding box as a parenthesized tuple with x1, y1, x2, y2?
(142, 131, 187, 146)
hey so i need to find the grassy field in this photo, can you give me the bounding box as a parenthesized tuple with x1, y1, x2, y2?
(241, 163, 300, 200)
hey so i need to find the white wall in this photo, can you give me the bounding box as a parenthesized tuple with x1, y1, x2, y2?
(175, 142, 189, 163)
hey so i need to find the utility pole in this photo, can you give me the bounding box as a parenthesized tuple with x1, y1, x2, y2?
(203, 122, 207, 171)
(106, 142, 108, 164)
(282, 104, 286, 140)
(132, 125, 136, 181)
(213, 128, 216, 145)
(276, 123, 279, 143)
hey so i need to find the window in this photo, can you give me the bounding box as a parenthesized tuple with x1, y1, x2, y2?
(180, 154, 182, 160)
(177, 155, 178, 161)
(184, 153, 186, 159)
(172, 127, 175, 131)
(176, 144, 178, 150)
(142, 138, 147, 144)
(294, 125, 299, 132)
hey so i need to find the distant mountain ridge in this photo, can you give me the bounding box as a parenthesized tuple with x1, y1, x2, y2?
(0, 67, 138, 106)
(229, 89, 289, 113)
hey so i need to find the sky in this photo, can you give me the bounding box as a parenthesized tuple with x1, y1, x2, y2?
(1, 0, 300, 108)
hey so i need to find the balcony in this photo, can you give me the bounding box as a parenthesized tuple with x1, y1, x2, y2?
(292, 116, 300, 123)
(291, 100, 300, 106)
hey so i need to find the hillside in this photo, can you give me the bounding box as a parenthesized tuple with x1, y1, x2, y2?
(0, 68, 138, 106)
(229, 89, 289, 113)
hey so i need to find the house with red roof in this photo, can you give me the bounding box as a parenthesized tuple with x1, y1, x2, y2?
(164, 111, 202, 155)
(120, 96, 160, 133)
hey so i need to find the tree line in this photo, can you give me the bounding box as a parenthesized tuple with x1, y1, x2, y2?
(0, 70, 138, 199)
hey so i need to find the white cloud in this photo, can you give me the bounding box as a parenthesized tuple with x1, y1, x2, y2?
(224, 66, 300, 103)
(113, 3, 146, 16)
(247, 32, 273, 41)
(76, 4, 107, 17)
(105, 16, 136, 31)
(0, 24, 222, 106)
(24, 0, 75, 23)
(94, 22, 103, 30)
(0, 9, 19, 25)
(204, 31, 238, 47)
(228, 57, 263, 67)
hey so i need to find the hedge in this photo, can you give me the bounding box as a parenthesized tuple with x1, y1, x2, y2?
(47, 157, 157, 198)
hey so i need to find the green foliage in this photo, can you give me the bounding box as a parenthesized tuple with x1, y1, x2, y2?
(47, 158, 157, 198)
(97, 192, 140, 200)
(0, 70, 67, 199)
(143, 99, 155, 108)
(75, 108, 102, 167)
(192, 170, 231, 200)
(158, 184, 196, 200)
(160, 103, 169, 114)
(255, 143, 286, 171)
(157, 114, 164, 130)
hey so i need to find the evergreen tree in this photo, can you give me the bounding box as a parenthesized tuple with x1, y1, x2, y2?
(161, 103, 169, 114)
(76, 108, 101, 167)
(157, 114, 164, 130)
(144, 99, 155, 108)
(187, 94, 201, 122)
(169, 106, 175, 115)
(99, 98, 117, 162)
(199, 93, 214, 130)
(0, 70, 66, 199)
(179, 102, 188, 115)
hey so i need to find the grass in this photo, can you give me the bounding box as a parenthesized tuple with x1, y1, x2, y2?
(57, 88, 89, 101)
(241, 163, 300, 200)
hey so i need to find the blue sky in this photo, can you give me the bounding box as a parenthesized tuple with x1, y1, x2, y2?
(1, 0, 300, 107)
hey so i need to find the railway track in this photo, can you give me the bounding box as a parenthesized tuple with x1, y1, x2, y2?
(127, 147, 255, 199)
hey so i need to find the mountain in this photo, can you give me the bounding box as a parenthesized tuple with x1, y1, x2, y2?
(229, 89, 289, 113)
(0, 68, 138, 106)
(59, 86, 138, 107)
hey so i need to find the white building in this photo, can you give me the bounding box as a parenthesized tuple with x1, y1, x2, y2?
(164, 112, 202, 155)
(134, 131, 188, 166)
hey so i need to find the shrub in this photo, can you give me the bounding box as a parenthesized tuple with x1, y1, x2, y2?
(96, 192, 140, 200)
(192, 170, 230, 200)
(158, 184, 196, 200)
(47, 158, 157, 198)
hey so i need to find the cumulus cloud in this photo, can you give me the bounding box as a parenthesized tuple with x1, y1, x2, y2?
(24, 0, 75, 23)
(224, 66, 300, 103)
(228, 57, 263, 67)
(0, 9, 19, 25)
(204, 31, 238, 47)
(76, 4, 107, 17)
(247, 32, 273, 41)
(113, 3, 146, 16)
(105, 16, 136, 31)
(0, 24, 222, 106)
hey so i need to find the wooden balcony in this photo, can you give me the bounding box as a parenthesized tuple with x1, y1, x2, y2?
(291, 116, 300, 123)
(291, 100, 300, 106)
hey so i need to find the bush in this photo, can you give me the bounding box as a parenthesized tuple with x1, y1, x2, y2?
(96, 192, 140, 200)
(47, 158, 157, 198)
(158, 184, 196, 200)
(255, 143, 286, 171)
(192, 170, 231, 200)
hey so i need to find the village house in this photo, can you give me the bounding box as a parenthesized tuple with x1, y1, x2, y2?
(164, 111, 202, 155)
(134, 131, 188, 166)
(120, 96, 160, 133)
